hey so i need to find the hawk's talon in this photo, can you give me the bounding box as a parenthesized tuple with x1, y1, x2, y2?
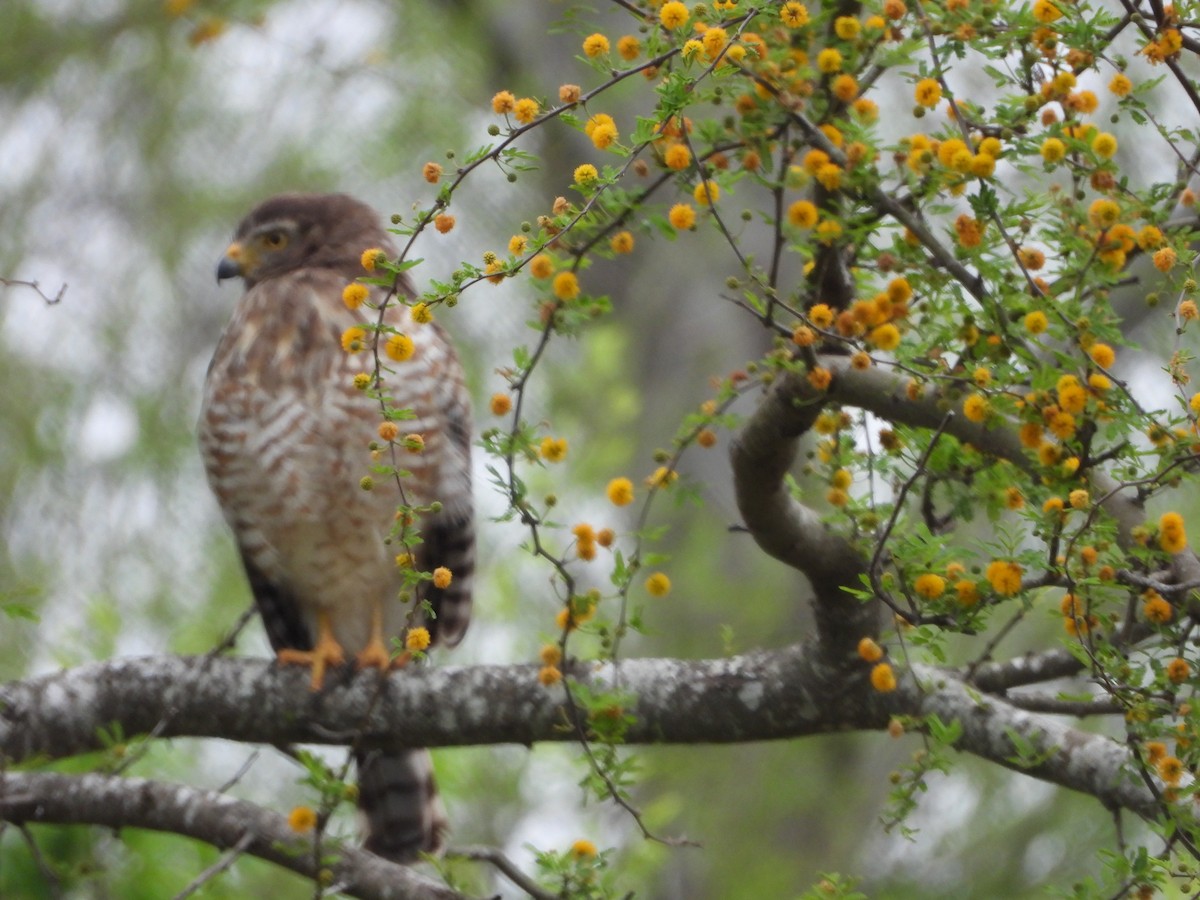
(278, 610, 345, 691)
(356, 638, 392, 673)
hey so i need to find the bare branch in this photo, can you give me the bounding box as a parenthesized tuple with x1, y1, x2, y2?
(0, 277, 67, 305)
(0, 771, 467, 900)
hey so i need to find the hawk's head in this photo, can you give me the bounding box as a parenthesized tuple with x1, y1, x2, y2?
(217, 193, 390, 288)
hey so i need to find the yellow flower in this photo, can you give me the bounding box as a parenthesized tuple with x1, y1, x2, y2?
(787, 200, 818, 229)
(693, 180, 720, 206)
(607, 477, 635, 506)
(1088, 198, 1121, 228)
(409, 302, 433, 324)
(540, 643, 562, 666)
(817, 48, 843, 74)
(857, 637, 884, 662)
(582, 33, 610, 57)
(1143, 592, 1173, 624)
(573, 164, 599, 187)
(985, 560, 1022, 595)
(660, 1, 690, 27)
(1024, 310, 1049, 334)
(1088, 343, 1115, 368)
(780, 2, 809, 27)
(571, 839, 598, 859)
(646, 466, 677, 489)
(963, 393, 990, 423)
(558, 84, 581, 104)
(423, 161, 443, 184)
(529, 254, 554, 279)
(645, 572, 671, 597)
(378, 421, 399, 442)
(492, 91, 516, 114)
(702, 27, 728, 60)
(353, 373, 371, 390)
(1040, 137, 1066, 164)
(287, 806, 318, 834)
(834, 16, 861, 39)
(1160, 511, 1188, 553)
(914, 78, 942, 108)
(434, 214, 455, 233)
(807, 366, 832, 391)
(868, 322, 901, 351)
(513, 97, 539, 124)
(1154, 247, 1177, 272)
(610, 231, 634, 254)
(538, 665, 562, 686)
(1032, 0, 1063, 23)
(361, 247, 386, 272)
(405, 626, 432, 651)
(617, 35, 641, 61)
(341, 326, 368, 353)
(870, 662, 897, 692)
(955, 580, 979, 607)
(540, 436, 568, 462)
(1091, 132, 1117, 159)
(553, 271, 580, 300)
(1157, 756, 1185, 785)
(808, 303, 834, 329)
(1168, 658, 1191, 684)
(1109, 73, 1133, 97)
(590, 123, 618, 149)
(665, 144, 691, 171)
(669, 203, 696, 230)
(385, 333, 414, 362)
(914, 573, 945, 599)
(342, 282, 369, 310)
(831, 74, 859, 102)
(1069, 489, 1089, 509)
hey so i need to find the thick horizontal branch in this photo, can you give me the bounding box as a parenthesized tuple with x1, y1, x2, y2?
(0, 652, 1168, 823)
(0, 771, 464, 900)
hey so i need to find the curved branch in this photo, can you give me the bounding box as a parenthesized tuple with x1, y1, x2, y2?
(0, 771, 466, 900)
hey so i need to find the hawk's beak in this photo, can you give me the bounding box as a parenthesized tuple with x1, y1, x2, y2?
(216, 242, 244, 282)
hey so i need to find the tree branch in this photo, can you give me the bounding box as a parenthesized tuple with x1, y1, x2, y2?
(0, 652, 1170, 823)
(0, 771, 467, 900)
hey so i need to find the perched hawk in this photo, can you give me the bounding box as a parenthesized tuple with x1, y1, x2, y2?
(198, 192, 474, 861)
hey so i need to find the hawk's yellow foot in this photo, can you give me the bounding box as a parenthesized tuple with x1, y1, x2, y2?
(354, 598, 412, 672)
(277, 610, 346, 690)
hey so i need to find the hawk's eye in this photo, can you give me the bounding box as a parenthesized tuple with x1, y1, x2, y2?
(261, 230, 288, 250)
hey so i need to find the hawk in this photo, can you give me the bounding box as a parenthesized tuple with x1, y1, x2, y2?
(198, 192, 474, 861)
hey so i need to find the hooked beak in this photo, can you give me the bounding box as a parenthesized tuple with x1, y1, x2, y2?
(216, 242, 244, 283)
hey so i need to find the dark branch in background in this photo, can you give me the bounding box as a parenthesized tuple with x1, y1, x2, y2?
(0, 277, 68, 305)
(0, 652, 1173, 823)
(0, 772, 466, 900)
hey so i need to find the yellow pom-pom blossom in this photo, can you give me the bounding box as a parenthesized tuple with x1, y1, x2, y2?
(645, 572, 671, 597)
(540, 436, 568, 462)
(985, 559, 1023, 595)
(361, 247, 386, 272)
(702, 27, 728, 60)
(434, 214, 455, 233)
(808, 303, 835, 329)
(816, 48, 843, 74)
(553, 271, 580, 300)
(573, 163, 599, 187)
(385, 333, 415, 362)
(342, 282, 369, 310)
(410, 302, 433, 324)
(870, 662, 898, 692)
(1024, 310, 1049, 334)
(341, 326, 367, 353)
(963, 393, 990, 423)
(1160, 512, 1188, 553)
(432, 567, 453, 589)
(610, 231, 634, 254)
(617, 35, 641, 61)
(857, 637, 884, 662)
(1143, 591, 1173, 624)
(490, 393, 512, 415)
(538, 665, 562, 686)
(1109, 73, 1133, 96)
(582, 33, 610, 57)
(571, 839, 598, 860)
(660, 1, 689, 27)
(914, 573, 946, 599)
(529, 254, 554, 279)
(1091, 132, 1117, 159)
(607, 477, 635, 506)
(693, 180, 720, 206)
(1088, 198, 1121, 228)
(780, 2, 809, 27)
(788, 200, 818, 228)
(423, 161, 443, 184)
(405, 626, 432, 651)
(669, 203, 696, 230)
(288, 806, 318, 833)
(1032, 0, 1063, 23)
(1154, 247, 1177, 272)
(1088, 343, 1115, 368)
(834, 16, 861, 39)
(665, 143, 691, 171)
(868, 322, 901, 351)
(491, 91, 516, 114)
(513, 97, 539, 124)
(1040, 137, 1066, 164)
(914, 78, 942, 108)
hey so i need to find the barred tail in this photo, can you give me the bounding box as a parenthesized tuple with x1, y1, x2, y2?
(356, 748, 448, 862)
(421, 511, 474, 648)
